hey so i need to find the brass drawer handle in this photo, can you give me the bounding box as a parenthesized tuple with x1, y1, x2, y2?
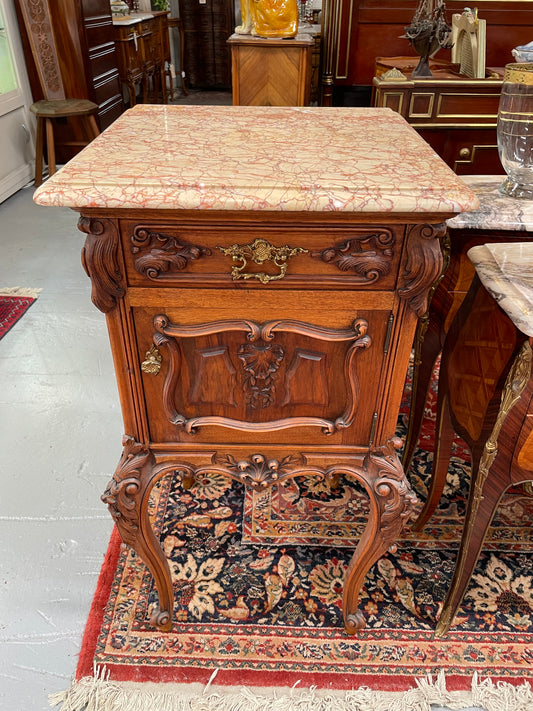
(218, 238, 308, 284)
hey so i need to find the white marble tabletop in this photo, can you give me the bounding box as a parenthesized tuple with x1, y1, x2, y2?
(468, 242, 533, 336)
(447, 175, 533, 232)
(33, 104, 478, 215)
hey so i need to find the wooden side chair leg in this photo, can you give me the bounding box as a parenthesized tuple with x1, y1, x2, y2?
(166, 68, 174, 102)
(34, 116, 44, 187)
(412, 388, 455, 531)
(45, 118, 56, 177)
(87, 114, 100, 139)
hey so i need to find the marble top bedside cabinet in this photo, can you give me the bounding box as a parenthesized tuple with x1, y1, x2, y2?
(427, 243, 533, 635)
(404, 176, 533, 500)
(33, 104, 477, 634)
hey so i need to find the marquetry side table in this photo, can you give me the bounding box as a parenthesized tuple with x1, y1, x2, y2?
(423, 243, 533, 635)
(403, 176, 533, 490)
(228, 34, 313, 106)
(33, 104, 477, 635)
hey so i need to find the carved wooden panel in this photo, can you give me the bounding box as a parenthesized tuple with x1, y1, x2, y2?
(150, 314, 371, 434)
(134, 308, 394, 443)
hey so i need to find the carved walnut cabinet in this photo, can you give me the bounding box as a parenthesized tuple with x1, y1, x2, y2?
(34, 104, 478, 634)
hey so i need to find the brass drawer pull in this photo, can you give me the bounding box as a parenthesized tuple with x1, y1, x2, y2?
(218, 238, 307, 284)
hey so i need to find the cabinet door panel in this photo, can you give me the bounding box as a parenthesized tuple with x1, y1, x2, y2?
(133, 295, 392, 446)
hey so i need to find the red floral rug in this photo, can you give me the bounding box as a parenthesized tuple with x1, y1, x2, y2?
(0, 290, 38, 340)
(75, 366, 533, 695)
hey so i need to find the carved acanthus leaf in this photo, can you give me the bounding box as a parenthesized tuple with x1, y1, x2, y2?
(131, 227, 211, 279)
(398, 223, 445, 317)
(311, 231, 395, 283)
(212, 452, 305, 489)
(101, 436, 154, 546)
(79, 217, 125, 313)
(366, 438, 418, 552)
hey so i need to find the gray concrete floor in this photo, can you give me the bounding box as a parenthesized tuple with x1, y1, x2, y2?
(0, 185, 485, 710)
(0, 187, 121, 709)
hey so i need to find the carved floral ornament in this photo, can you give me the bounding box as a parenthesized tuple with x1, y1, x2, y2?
(311, 230, 395, 283)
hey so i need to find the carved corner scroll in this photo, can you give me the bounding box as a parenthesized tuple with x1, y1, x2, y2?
(311, 230, 395, 283)
(101, 436, 154, 546)
(342, 437, 417, 633)
(151, 315, 371, 435)
(102, 436, 174, 631)
(398, 223, 445, 317)
(79, 217, 125, 313)
(218, 238, 308, 283)
(130, 227, 211, 279)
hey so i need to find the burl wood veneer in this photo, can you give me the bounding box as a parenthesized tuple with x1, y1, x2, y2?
(33, 105, 478, 634)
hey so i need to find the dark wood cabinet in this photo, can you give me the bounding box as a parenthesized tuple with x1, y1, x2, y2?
(371, 58, 504, 174)
(179, 0, 235, 89)
(78, 0, 124, 126)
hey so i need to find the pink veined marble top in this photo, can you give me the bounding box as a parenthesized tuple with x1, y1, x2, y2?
(33, 104, 479, 214)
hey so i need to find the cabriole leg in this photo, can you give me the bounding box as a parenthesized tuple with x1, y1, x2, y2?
(101, 435, 174, 631)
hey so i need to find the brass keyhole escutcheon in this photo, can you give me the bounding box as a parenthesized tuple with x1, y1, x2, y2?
(141, 344, 162, 375)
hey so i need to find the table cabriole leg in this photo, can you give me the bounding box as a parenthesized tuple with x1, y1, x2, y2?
(101, 435, 174, 632)
(342, 438, 418, 634)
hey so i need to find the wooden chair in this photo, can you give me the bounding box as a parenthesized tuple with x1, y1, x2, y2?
(30, 99, 100, 186)
(15, 0, 100, 185)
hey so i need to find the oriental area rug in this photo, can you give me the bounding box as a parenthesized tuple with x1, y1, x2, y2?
(52, 365, 533, 711)
(0, 287, 39, 340)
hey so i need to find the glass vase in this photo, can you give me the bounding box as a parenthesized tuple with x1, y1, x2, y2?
(497, 63, 533, 199)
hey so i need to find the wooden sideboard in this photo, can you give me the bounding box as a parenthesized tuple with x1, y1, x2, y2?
(228, 34, 314, 106)
(112, 12, 171, 106)
(371, 58, 504, 174)
(33, 104, 478, 634)
(320, 0, 533, 105)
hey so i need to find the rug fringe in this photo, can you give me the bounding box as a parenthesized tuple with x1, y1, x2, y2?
(0, 286, 42, 298)
(49, 669, 533, 711)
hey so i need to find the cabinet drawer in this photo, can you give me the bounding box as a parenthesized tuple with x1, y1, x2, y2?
(131, 291, 393, 446)
(120, 220, 403, 290)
